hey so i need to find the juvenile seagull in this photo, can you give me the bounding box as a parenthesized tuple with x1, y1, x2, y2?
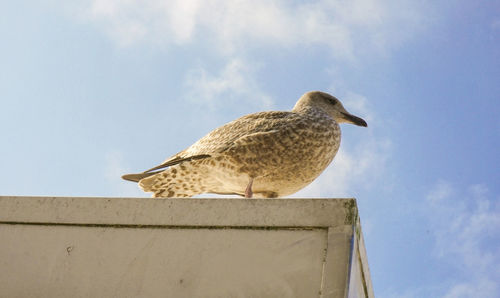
(122, 91, 367, 198)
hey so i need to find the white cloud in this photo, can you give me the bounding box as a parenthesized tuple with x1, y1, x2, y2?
(76, 0, 426, 59)
(425, 181, 500, 298)
(184, 58, 274, 110)
(293, 91, 391, 197)
(293, 135, 391, 198)
(64, 0, 428, 111)
(443, 280, 498, 298)
(104, 151, 146, 197)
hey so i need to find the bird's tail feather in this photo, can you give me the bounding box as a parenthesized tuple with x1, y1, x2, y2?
(139, 162, 215, 198)
(122, 172, 158, 182)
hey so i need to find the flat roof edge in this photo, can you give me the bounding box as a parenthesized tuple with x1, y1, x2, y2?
(0, 196, 357, 228)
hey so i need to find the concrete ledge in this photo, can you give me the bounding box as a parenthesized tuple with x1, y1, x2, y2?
(0, 196, 373, 298)
(0, 196, 355, 227)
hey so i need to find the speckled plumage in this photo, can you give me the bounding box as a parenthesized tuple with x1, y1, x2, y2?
(122, 91, 367, 198)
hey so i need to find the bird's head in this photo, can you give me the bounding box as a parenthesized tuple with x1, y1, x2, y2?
(293, 91, 368, 127)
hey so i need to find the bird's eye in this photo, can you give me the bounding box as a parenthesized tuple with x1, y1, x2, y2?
(328, 98, 337, 105)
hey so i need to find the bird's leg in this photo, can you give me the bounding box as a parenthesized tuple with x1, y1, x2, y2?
(245, 178, 254, 198)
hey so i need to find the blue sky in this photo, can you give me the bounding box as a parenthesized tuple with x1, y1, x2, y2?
(1, 1, 499, 297)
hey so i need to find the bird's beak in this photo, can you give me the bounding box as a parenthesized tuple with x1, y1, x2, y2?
(341, 112, 368, 127)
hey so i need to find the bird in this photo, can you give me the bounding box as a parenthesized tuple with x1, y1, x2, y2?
(122, 91, 367, 198)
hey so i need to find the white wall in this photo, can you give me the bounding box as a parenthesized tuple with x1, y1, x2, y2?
(0, 197, 373, 298)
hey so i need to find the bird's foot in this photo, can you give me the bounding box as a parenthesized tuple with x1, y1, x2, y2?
(245, 178, 254, 198)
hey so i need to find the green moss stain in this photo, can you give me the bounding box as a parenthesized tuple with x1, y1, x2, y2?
(344, 199, 358, 225)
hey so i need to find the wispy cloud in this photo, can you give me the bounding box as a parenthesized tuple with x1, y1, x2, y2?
(76, 0, 426, 59)
(425, 181, 500, 298)
(184, 58, 273, 110)
(292, 135, 391, 198)
(293, 91, 391, 197)
(67, 0, 428, 118)
(104, 151, 146, 197)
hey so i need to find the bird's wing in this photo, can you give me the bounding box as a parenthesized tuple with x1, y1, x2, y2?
(122, 111, 298, 181)
(122, 172, 158, 182)
(142, 154, 211, 173)
(182, 111, 298, 156)
(121, 153, 211, 182)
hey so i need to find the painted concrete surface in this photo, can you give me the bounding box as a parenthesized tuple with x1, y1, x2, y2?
(0, 196, 373, 298)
